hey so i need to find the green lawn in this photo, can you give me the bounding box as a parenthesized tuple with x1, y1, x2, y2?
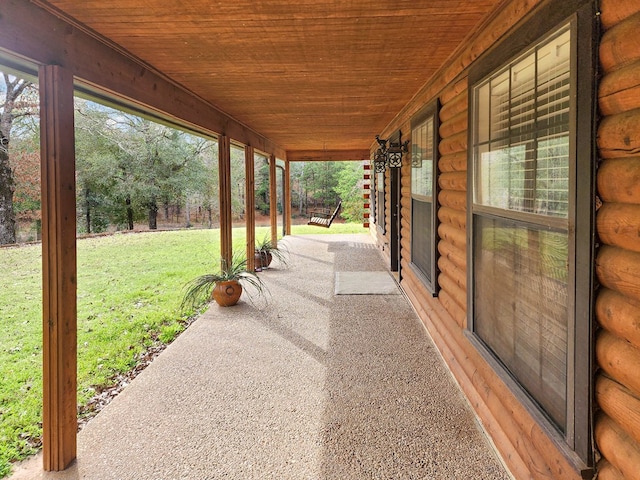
(0, 223, 367, 476)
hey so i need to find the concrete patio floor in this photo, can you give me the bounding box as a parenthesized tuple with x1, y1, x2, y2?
(12, 233, 510, 479)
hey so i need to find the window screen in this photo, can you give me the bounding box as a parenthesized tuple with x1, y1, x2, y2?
(411, 111, 437, 289)
(471, 24, 572, 430)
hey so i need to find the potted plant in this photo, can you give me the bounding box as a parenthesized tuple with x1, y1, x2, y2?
(181, 252, 267, 308)
(254, 235, 289, 271)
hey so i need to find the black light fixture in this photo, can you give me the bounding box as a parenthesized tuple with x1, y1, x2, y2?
(373, 132, 409, 171)
(386, 131, 409, 168)
(373, 135, 388, 173)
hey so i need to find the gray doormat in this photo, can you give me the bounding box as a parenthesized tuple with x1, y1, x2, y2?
(334, 271, 400, 295)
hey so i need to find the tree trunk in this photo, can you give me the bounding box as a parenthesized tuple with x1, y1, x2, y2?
(0, 75, 32, 245)
(148, 199, 158, 230)
(164, 201, 169, 221)
(298, 181, 304, 216)
(126, 196, 134, 230)
(0, 148, 16, 244)
(185, 198, 191, 228)
(85, 188, 91, 234)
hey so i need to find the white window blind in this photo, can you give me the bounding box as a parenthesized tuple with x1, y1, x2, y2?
(472, 24, 572, 431)
(475, 28, 571, 220)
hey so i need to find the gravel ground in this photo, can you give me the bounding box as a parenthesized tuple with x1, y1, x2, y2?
(12, 233, 510, 480)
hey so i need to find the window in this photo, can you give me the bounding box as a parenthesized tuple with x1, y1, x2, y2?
(410, 103, 439, 292)
(469, 0, 595, 465)
(376, 170, 385, 234)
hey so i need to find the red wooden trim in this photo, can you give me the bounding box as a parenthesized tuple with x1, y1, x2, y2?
(363, 184, 371, 189)
(40, 65, 77, 471)
(364, 193, 370, 199)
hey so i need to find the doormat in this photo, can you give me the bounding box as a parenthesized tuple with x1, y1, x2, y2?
(334, 271, 400, 295)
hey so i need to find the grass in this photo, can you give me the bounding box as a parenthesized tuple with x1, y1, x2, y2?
(0, 222, 367, 476)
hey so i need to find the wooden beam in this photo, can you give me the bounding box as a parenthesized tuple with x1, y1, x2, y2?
(286, 149, 370, 162)
(245, 145, 256, 272)
(284, 160, 292, 236)
(40, 65, 77, 471)
(269, 154, 278, 248)
(0, 0, 285, 159)
(219, 136, 232, 267)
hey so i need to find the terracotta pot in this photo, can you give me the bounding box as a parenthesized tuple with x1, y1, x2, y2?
(211, 280, 243, 306)
(255, 250, 272, 269)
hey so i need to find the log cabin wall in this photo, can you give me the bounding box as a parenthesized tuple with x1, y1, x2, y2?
(434, 81, 468, 328)
(595, 2, 640, 479)
(399, 129, 412, 272)
(372, 0, 608, 478)
(398, 74, 585, 480)
(384, 172, 391, 254)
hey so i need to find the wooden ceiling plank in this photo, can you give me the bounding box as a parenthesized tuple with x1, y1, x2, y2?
(14, 0, 504, 152)
(1, 1, 286, 158)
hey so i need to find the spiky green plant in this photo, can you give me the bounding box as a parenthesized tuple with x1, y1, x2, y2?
(255, 235, 290, 267)
(181, 252, 267, 309)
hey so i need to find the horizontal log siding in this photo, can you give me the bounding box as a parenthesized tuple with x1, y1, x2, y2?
(596, 4, 640, 479)
(384, 172, 391, 251)
(437, 88, 468, 324)
(375, 1, 636, 478)
(595, 414, 640, 480)
(400, 155, 412, 274)
(397, 5, 589, 475)
(600, 0, 640, 30)
(402, 266, 577, 479)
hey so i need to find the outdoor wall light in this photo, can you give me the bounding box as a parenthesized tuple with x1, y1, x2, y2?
(387, 132, 409, 168)
(373, 135, 388, 173)
(373, 132, 409, 171)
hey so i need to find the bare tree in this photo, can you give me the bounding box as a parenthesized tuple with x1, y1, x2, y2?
(0, 73, 35, 244)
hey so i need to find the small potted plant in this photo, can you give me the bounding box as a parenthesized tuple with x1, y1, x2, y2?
(254, 235, 289, 271)
(181, 252, 267, 308)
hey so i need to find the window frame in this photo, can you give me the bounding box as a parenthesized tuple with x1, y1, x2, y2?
(375, 169, 386, 235)
(466, 0, 596, 468)
(409, 101, 440, 294)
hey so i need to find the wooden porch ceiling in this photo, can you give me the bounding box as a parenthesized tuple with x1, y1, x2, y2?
(35, 0, 503, 159)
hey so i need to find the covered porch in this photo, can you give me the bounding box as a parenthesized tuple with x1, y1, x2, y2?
(0, 1, 510, 473)
(10, 234, 508, 479)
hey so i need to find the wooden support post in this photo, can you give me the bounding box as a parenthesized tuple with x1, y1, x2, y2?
(284, 160, 291, 236)
(40, 65, 77, 471)
(219, 135, 232, 267)
(269, 154, 278, 248)
(245, 145, 256, 271)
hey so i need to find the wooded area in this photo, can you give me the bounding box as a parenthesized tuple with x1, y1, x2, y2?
(0, 73, 366, 245)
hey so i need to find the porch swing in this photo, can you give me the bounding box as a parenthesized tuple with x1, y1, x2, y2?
(308, 200, 342, 227)
(307, 162, 341, 227)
